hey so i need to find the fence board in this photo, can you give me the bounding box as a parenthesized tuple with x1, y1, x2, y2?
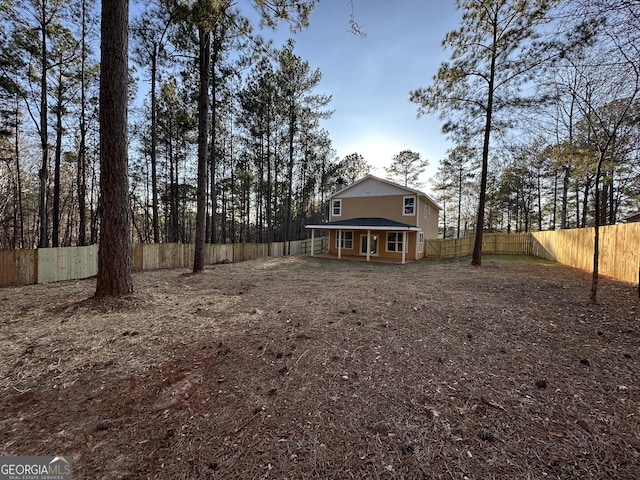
(233, 243, 259, 262)
(270, 242, 285, 257)
(134, 243, 186, 271)
(532, 223, 640, 284)
(0, 249, 37, 287)
(484, 233, 531, 255)
(436, 236, 475, 259)
(37, 245, 98, 283)
(288, 241, 301, 256)
(429, 233, 533, 259)
(257, 243, 268, 258)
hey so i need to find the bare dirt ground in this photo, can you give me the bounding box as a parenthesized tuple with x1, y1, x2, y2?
(1, 255, 639, 479)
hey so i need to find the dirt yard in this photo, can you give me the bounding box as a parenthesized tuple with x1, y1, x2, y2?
(1, 255, 639, 479)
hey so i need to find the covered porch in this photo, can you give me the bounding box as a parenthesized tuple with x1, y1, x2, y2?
(305, 217, 422, 264)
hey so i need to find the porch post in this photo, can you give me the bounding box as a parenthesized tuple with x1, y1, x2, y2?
(310, 229, 315, 256)
(402, 231, 407, 264)
(338, 230, 342, 259)
(366, 230, 371, 262)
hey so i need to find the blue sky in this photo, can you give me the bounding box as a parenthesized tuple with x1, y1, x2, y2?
(268, 0, 461, 193)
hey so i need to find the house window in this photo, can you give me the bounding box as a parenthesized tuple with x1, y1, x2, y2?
(403, 196, 415, 216)
(332, 199, 342, 217)
(424, 204, 429, 218)
(336, 230, 353, 249)
(387, 232, 406, 252)
(418, 231, 424, 253)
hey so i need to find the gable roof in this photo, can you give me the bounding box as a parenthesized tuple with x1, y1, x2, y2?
(330, 174, 441, 210)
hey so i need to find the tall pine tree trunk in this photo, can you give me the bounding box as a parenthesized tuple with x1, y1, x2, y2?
(590, 156, 604, 303)
(209, 65, 217, 244)
(77, 0, 88, 246)
(52, 87, 63, 247)
(193, 27, 210, 273)
(285, 101, 295, 255)
(537, 172, 542, 231)
(14, 96, 25, 248)
(471, 25, 497, 266)
(456, 166, 462, 238)
(95, 0, 133, 297)
(470, 5, 504, 266)
(169, 130, 179, 242)
(38, 3, 49, 249)
(150, 45, 160, 243)
(561, 165, 570, 229)
(266, 118, 273, 247)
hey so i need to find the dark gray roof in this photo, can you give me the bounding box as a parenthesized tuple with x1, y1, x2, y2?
(308, 217, 416, 229)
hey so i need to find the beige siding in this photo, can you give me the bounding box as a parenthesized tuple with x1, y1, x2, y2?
(332, 194, 439, 241)
(416, 197, 439, 239)
(339, 195, 416, 224)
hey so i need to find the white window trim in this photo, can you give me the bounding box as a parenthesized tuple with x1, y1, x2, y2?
(418, 231, 424, 253)
(403, 196, 415, 216)
(336, 230, 353, 249)
(332, 199, 342, 217)
(386, 231, 407, 253)
(359, 233, 379, 257)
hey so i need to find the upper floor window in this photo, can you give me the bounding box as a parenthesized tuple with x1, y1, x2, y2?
(403, 196, 415, 216)
(332, 199, 342, 217)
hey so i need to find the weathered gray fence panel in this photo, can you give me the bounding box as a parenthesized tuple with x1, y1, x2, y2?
(37, 245, 98, 283)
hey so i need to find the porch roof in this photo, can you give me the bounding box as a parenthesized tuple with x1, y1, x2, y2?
(305, 217, 420, 231)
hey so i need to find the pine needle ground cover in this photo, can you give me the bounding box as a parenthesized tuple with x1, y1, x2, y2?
(1, 256, 638, 479)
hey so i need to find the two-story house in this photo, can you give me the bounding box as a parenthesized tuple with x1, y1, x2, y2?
(306, 174, 441, 263)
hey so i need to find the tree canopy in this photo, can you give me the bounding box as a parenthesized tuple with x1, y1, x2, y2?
(385, 149, 428, 188)
(1, 0, 640, 301)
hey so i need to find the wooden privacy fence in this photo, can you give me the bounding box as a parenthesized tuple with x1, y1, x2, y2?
(0, 237, 329, 288)
(531, 223, 640, 285)
(0, 249, 38, 287)
(2, 226, 639, 287)
(426, 225, 640, 285)
(132, 237, 327, 270)
(426, 233, 531, 259)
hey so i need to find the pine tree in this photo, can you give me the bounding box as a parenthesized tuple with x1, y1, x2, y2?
(385, 149, 428, 188)
(411, 0, 558, 266)
(95, 0, 133, 297)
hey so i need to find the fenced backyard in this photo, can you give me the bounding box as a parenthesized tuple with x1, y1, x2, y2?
(2, 247, 639, 479)
(0, 237, 329, 288)
(1, 223, 640, 287)
(425, 223, 640, 285)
